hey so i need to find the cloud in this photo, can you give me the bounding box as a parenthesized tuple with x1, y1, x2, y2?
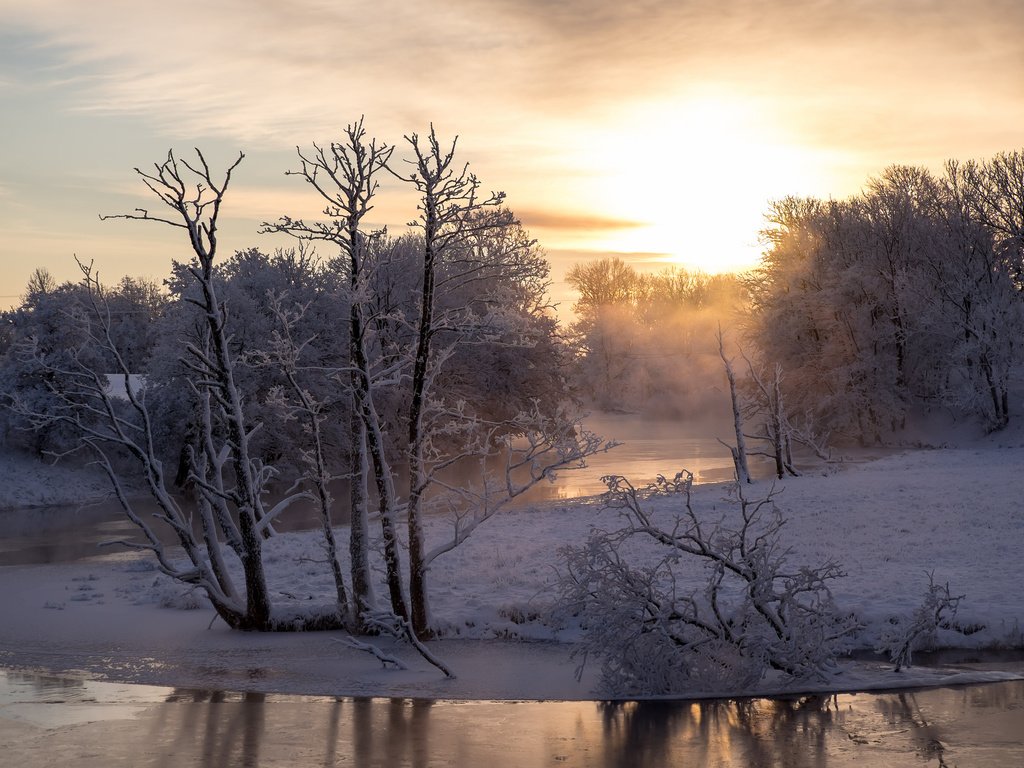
(516, 208, 646, 232)
(2, 0, 1021, 182)
(4, 0, 1024, 298)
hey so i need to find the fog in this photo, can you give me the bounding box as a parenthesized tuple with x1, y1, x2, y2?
(565, 259, 747, 421)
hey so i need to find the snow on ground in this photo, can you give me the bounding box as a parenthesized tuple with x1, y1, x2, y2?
(1, 435, 1023, 700)
(0, 453, 116, 511)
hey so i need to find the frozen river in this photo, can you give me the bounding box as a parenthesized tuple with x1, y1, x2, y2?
(2, 667, 1024, 766)
(3, 416, 1019, 766)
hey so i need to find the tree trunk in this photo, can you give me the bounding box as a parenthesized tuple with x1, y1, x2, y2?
(407, 233, 437, 638)
(198, 251, 273, 630)
(350, 265, 408, 622)
(348, 405, 374, 624)
(719, 335, 751, 485)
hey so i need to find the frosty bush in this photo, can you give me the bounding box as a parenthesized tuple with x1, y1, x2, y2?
(558, 473, 859, 695)
(877, 573, 970, 671)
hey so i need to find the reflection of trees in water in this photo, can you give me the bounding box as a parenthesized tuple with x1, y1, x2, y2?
(68, 680, 1023, 766)
(152, 690, 266, 768)
(873, 692, 950, 766)
(599, 695, 841, 767)
(599, 683, 1024, 766)
(599, 700, 689, 767)
(151, 691, 436, 767)
(365, 698, 434, 767)
(870, 684, 1024, 767)
(731, 696, 838, 767)
(967, 676, 1024, 711)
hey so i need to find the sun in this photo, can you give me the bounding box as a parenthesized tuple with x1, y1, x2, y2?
(581, 92, 828, 274)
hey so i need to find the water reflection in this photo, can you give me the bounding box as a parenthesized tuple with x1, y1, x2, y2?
(0, 416, 750, 566)
(145, 690, 268, 768)
(4, 668, 1023, 767)
(597, 697, 841, 767)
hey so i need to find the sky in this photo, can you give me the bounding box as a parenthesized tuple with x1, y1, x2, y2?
(2, 0, 1023, 311)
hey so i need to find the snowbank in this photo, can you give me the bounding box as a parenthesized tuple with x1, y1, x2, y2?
(0, 453, 116, 511)
(1, 440, 1023, 700)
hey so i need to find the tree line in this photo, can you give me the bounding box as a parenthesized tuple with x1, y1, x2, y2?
(747, 155, 1024, 441)
(566, 151, 1024, 444)
(565, 258, 745, 418)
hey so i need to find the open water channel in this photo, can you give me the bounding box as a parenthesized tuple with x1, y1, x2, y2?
(1, 414, 1021, 765)
(0, 414, 757, 567)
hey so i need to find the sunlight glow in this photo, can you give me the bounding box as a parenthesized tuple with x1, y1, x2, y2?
(580, 93, 829, 274)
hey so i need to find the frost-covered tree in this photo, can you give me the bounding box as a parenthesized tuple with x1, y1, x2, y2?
(559, 472, 858, 695)
(263, 118, 404, 625)
(143, 247, 346, 483)
(392, 127, 527, 636)
(937, 158, 1024, 429)
(92, 150, 312, 630)
(0, 270, 166, 458)
(267, 121, 606, 638)
(747, 156, 1024, 441)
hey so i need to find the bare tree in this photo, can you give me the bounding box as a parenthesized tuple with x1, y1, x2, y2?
(391, 126, 508, 637)
(876, 574, 968, 672)
(742, 358, 799, 480)
(717, 330, 751, 484)
(10, 255, 298, 629)
(99, 150, 299, 629)
(259, 121, 611, 644)
(259, 293, 350, 624)
(559, 472, 859, 695)
(263, 119, 404, 624)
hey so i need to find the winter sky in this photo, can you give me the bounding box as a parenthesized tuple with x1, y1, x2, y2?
(2, 0, 1023, 309)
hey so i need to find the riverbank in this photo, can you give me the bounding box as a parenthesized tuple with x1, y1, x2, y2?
(0, 453, 119, 511)
(1, 430, 1024, 699)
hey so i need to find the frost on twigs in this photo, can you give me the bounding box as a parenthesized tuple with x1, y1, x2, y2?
(877, 573, 971, 672)
(558, 472, 859, 696)
(362, 610, 456, 679)
(337, 636, 409, 670)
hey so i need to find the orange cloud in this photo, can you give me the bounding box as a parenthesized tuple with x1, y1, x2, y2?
(515, 209, 646, 232)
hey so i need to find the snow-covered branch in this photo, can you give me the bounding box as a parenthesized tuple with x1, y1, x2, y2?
(558, 473, 859, 695)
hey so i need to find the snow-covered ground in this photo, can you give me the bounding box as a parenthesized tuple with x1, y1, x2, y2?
(0, 453, 117, 511)
(1, 430, 1023, 700)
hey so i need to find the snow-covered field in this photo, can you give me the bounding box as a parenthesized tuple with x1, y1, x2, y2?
(0, 453, 116, 511)
(1, 430, 1023, 700)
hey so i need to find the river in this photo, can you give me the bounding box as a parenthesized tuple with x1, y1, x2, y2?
(0, 413, 757, 566)
(2, 667, 1023, 766)
(1, 416, 1019, 765)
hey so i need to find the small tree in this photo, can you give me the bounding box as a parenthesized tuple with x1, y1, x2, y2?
(717, 330, 751, 484)
(559, 472, 859, 695)
(876, 574, 968, 672)
(259, 292, 350, 623)
(741, 358, 800, 480)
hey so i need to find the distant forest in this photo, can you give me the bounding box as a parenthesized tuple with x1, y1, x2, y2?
(568, 154, 1024, 442)
(3, 149, 1023, 471)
